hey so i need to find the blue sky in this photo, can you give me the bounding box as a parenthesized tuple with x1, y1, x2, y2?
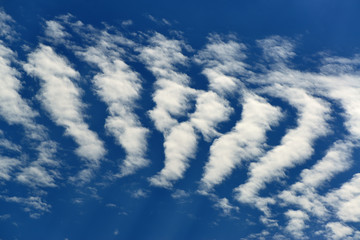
(1, 1, 360, 239)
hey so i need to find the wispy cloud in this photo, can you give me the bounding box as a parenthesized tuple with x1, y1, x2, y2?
(213, 197, 239, 216)
(147, 15, 171, 26)
(194, 34, 248, 95)
(0, 17, 59, 189)
(0, 156, 20, 181)
(0, 9, 15, 40)
(1, 195, 51, 218)
(44, 20, 70, 44)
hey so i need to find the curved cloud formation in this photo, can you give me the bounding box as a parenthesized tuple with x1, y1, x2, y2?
(24, 44, 106, 183)
(1, 9, 360, 239)
(234, 86, 331, 213)
(201, 92, 282, 191)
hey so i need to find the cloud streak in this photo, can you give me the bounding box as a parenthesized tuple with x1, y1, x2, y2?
(24, 44, 106, 183)
(200, 92, 282, 191)
(234, 86, 331, 213)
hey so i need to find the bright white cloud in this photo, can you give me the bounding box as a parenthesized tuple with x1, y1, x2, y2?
(325, 173, 360, 223)
(140, 33, 199, 187)
(326, 222, 354, 240)
(0, 35, 59, 188)
(76, 30, 149, 177)
(44, 20, 70, 43)
(138, 33, 197, 133)
(0, 43, 38, 129)
(194, 34, 248, 95)
(24, 44, 106, 183)
(201, 92, 282, 191)
(284, 210, 309, 239)
(190, 91, 233, 141)
(278, 140, 354, 218)
(234, 86, 330, 212)
(149, 122, 197, 188)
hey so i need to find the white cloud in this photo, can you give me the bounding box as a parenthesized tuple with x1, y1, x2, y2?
(121, 20, 133, 27)
(326, 222, 354, 240)
(0, 156, 20, 181)
(257, 36, 295, 64)
(0, 133, 20, 152)
(284, 210, 309, 239)
(139, 33, 201, 188)
(44, 20, 70, 43)
(194, 34, 248, 95)
(234, 86, 330, 212)
(171, 189, 190, 200)
(0, 214, 10, 220)
(325, 173, 360, 223)
(0, 9, 15, 39)
(147, 15, 171, 26)
(213, 197, 239, 216)
(0, 37, 59, 189)
(149, 122, 197, 188)
(0, 43, 38, 129)
(1, 195, 51, 218)
(278, 140, 354, 218)
(138, 33, 197, 133)
(131, 189, 148, 199)
(190, 91, 233, 141)
(16, 165, 56, 188)
(76, 30, 149, 177)
(200, 92, 282, 191)
(24, 44, 106, 183)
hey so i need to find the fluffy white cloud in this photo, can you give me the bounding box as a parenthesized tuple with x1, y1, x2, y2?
(0, 43, 38, 130)
(284, 210, 309, 239)
(194, 34, 248, 95)
(75, 30, 149, 177)
(326, 222, 354, 240)
(235, 86, 330, 212)
(138, 33, 197, 133)
(149, 122, 197, 188)
(190, 91, 233, 141)
(326, 173, 360, 223)
(24, 44, 106, 183)
(140, 33, 200, 187)
(279, 140, 354, 218)
(201, 92, 282, 191)
(0, 34, 59, 188)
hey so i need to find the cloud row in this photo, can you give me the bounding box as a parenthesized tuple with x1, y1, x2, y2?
(0, 9, 360, 238)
